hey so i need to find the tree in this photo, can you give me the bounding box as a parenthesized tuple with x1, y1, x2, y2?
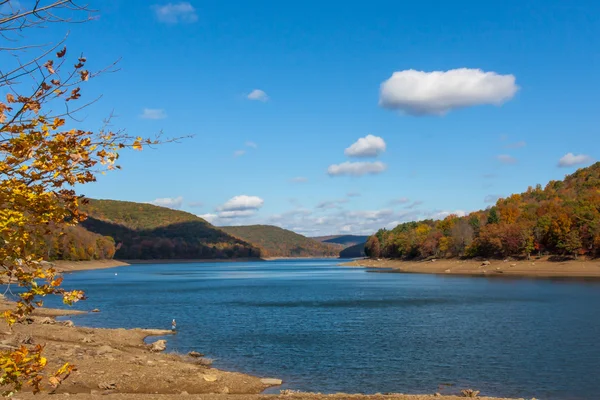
(364, 235, 381, 258)
(0, 2, 182, 395)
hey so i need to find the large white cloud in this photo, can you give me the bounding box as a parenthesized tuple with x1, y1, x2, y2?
(152, 2, 198, 24)
(344, 135, 386, 157)
(218, 195, 264, 211)
(379, 68, 518, 115)
(327, 161, 387, 177)
(149, 196, 183, 209)
(558, 153, 593, 168)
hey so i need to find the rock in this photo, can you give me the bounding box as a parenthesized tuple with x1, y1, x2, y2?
(510, 263, 517, 267)
(481, 261, 491, 266)
(194, 357, 214, 367)
(149, 339, 167, 352)
(180, 391, 189, 395)
(430, 259, 437, 262)
(62, 320, 75, 327)
(188, 351, 204, 358)
(97, 382, 116, 390)
(261, 378, 283, 385)
(444, 269, 451, 273)
(122, 372, 132, 377)
(91, 309, 100, 313)
(221, 387, 230, 394)
(96, 345, 114, 355)
(434, 394, 441, 397)
(39, 317, 55, 325)
(202, 374, 218, 382)
(20, 335, 34, 345)
(82, 336, 94, 343)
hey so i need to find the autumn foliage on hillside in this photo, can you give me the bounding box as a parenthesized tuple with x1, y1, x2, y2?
(365, 163, 600, 260)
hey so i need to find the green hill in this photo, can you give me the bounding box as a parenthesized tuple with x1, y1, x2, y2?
(339, 243, 367, 258)
(220, 225, 343, 257)
(366, 162, 600, 260)
(313, 235, 369, 247)
(80, 199, 261, 260)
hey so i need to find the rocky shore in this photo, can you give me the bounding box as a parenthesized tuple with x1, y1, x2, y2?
(342, 257, 600, 279)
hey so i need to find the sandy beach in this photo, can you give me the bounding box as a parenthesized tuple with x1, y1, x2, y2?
(342, 257, 600, 279)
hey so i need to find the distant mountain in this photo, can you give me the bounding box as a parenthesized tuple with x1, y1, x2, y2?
(339, 242, 366, 258)
(313, 235, 369, 248)
(220, 225, 342, 258)
(80, 199, 261, 260)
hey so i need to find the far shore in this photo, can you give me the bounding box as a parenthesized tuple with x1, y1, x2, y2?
(341, 257, 600, 279)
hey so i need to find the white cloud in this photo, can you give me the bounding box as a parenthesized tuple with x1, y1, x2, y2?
(389, 197, 410, 205)
(558, 153, 593, 168)
(379, 68, 518, 116)
(152, 2, 198, 24)
(327, 161, 387, 177)
(218, 210, 257, 219)
(247, 89, 269, 102)
(290, 177, 308, 183)
(497, 154, 517, 164)
(344, 135, 386, 157)
(504, 140, 527, 149)
(346, 191, 361, 197)
(245, 141, 258, 148)
(218, 195, 264, 212)
(484, 194, 502, 204)
(149, 196, 183, 209)
(429, 210, 468, 219)
(198, 213, 217, 223)
(140, 108, 167, 120)
(404, 200, 424, 209)
(316, 199, 348, 210)
(234, 150, 246, 157)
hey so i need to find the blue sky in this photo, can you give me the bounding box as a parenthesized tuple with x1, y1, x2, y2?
(18, 0, 600, 235)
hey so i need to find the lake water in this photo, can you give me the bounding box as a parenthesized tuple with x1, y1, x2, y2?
(44, 259, 600, 399)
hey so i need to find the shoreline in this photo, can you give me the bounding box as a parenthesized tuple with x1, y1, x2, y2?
(341, 257, 600, 279)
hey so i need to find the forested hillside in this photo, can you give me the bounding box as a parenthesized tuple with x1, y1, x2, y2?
(81, 199, 261, 260)
(221, 225, 342, 257)
(366, 163, 600, 260)
(313, 235, 369, 247)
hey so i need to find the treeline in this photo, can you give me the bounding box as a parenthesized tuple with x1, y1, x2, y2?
(25, 225, 116, 261)
(366, 162, 600, 260)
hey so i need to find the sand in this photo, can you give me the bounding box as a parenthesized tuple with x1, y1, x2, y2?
(341, 257, 600, 279)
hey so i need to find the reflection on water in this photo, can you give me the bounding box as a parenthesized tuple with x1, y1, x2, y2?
(44, 259, 600, 400)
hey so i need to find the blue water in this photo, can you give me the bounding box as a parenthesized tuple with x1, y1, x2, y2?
(41, 259, 600, 399)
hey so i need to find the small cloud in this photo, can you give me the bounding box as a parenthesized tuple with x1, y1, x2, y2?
(218, 195, 264, 212)
(152, 2, 198, 24)
(316, 199, 348, 210)
(379, 68, 518, 116)
(245, 141, 258, 149)
(247, 89, 269, 102)
(504, 140, 527, 149)
(497, 154, 517, 165)
(290, 177, 308, 183)
(188, 201, 204, 208)
(429, 210, 468, 219)
(389, 197, 410, 205)
(484, 194, 502, 203)
(198, 213, 217, 223)
(344, 134, 386, 157)
(404, 200, 424, 210)
(346, 191, 361, 197)
(140, 108, 167, 120)
(149, 196, 183, 209)
(327, 161, 387, 177)
(234, 150, 246, 157)
(558, 153, 593, 168)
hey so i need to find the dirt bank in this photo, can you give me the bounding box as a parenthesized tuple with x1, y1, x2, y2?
(342, 257, 600, 279)
(53, 259, 130, 272)
(0, 299, 278, 396)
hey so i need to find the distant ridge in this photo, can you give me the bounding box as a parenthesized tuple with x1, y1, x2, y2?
(220, 225, 342, 258)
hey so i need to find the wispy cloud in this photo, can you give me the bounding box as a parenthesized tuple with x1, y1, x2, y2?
(233, 150, 246, 157)
(346, 191, 361, 198)
(140, 108, 167, 120)
(504, 140, 527, 149)
(558, 153, 593, 168)
(247, 89, 269, 102)
(245, 141, 258, 149)
(316, 199, 348, 210)
(152, 2, 198, 24)
(327, 161, 387, 177)
(149, 196, 183, 209)
(389, 197, 410, 205)
(344, 135, 386, 157)
(497, 154, 517, 165)
(379, 68, 518, 116)
(404, 200, 424, 209)
(484, 194, 502, 203)
(290, 177, 308, 183)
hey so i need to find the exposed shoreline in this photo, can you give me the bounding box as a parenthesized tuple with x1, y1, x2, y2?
(341, 257, 600, 279)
